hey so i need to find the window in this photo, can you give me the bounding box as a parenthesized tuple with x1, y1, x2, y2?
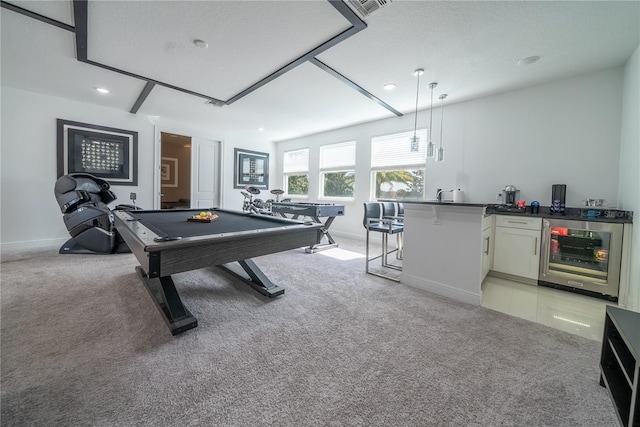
(319, 141, 356, 198)
(371, 129, 427, 200)
(283, 148, 309, 197)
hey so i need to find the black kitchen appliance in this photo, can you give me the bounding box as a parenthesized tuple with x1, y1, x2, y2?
(550, 184, 566, 214)
(539, 218, 623, 301)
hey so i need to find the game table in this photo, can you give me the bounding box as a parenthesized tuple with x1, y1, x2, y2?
(269, 202, 345, 253)
(113, 208, 323, 335)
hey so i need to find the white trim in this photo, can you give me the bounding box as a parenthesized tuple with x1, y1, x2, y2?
(1, 238, 67, 252)
(319, 169, 355, 199)
(401, 273, 483, 306)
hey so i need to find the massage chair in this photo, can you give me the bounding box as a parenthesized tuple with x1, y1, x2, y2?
(53, 173, 138, 254)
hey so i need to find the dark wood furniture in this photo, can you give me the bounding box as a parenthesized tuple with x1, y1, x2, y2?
(599, 306, 640, 426)
(114, 208, 323, 335)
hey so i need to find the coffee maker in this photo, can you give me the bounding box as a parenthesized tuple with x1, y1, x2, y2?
(503, 185, 519, 206)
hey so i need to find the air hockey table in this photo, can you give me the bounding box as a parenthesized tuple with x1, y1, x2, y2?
(269, 202, 345, 253)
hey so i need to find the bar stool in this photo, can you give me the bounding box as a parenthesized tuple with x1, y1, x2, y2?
(363, 202, 404, 281)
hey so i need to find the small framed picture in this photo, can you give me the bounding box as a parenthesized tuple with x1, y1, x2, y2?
(161, 157, 178, 188)
(234, 148, 269, 189)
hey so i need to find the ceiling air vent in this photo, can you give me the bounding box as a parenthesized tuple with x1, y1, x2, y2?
(204, 99, 224, 107)
(348, 0, 392, 17)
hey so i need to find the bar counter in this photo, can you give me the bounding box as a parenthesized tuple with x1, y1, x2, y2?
(397, 201, 487, 305)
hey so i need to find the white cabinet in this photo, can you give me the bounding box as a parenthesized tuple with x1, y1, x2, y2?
(492, 216, 541, 281)
(481, 215, 494, 280)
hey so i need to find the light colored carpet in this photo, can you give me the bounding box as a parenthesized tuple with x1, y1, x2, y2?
(1, 237, 617, 426)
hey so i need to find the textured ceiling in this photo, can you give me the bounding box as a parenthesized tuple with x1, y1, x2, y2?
(87, 1, 350, 100)
(2, 0, 639, 142)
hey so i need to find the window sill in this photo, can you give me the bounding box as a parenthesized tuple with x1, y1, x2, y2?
(319, 197, 355, 203)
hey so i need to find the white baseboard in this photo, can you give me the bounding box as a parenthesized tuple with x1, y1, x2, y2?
(401, 273, 482, 306)
(325, 229, 365, 242)
(1, 238, 66, 253)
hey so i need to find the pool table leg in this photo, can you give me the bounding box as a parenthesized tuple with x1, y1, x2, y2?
(135, 266, 198, 335)
(219, 259, 285, 298)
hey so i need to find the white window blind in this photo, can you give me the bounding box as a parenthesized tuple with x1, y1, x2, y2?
(319, 141, 356, 171)
(371, 129, 428, 169)
(283, 148, 309, 173)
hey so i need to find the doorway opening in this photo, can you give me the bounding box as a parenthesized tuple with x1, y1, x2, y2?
(160, 132, 192, 209)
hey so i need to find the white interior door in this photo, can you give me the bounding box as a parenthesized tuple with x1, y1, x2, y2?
(191, 137, 220, 208)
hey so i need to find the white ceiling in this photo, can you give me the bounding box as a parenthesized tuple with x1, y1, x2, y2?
(2, 0, 639, 142)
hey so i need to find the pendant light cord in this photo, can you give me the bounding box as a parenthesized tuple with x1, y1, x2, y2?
(439, 94, 447, 148)
(413, 73, 420, 138)
(429, 86, 434, 144)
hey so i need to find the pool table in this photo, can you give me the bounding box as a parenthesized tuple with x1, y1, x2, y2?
(113, 208, 323, 335)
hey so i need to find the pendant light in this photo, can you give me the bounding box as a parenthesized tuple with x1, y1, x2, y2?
(436, 94, 448, 162)
(410, 68, 424, 152)
(426, 82, 437, 158)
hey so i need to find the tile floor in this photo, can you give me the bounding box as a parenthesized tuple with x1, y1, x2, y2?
(481, 275, 616, 341)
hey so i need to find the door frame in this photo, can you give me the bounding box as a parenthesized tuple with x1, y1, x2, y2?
(154, 125, 224, 210)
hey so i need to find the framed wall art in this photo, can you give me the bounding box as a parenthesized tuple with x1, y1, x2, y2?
(57, 119, 138, 186)
(161, 157, 178, 188)
(234, 148, 269, 189)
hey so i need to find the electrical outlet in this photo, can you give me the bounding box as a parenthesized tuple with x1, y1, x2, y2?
(496, 191, 503, 201)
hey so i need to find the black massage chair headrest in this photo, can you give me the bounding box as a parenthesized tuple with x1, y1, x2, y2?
(54, 173, 117, 214)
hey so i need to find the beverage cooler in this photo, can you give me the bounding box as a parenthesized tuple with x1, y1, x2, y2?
(539, 218, 624, 300)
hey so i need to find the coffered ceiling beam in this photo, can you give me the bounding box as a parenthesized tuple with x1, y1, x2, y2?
(12, 0, 401, 116)
(72, 0, 88, 61)
(1, 1, 74, 32)
(130, 82, 156, 114)
(310, 58, 403, 116)
(225, 0, 367, 105)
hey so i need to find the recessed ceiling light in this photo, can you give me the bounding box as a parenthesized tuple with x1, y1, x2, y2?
(258, 127, 265, 131)
(518, 56, 540, 66)
(383, 83, 396, 91)
(95, 87, 109, 94)
(193, 39, 208, 49)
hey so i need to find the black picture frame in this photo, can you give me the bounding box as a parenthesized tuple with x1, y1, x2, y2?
(57, 119, 138, 186)
(234, 148, 269, 189)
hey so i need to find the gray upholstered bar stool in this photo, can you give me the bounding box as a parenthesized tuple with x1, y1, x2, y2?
(363, 202, 404, 281)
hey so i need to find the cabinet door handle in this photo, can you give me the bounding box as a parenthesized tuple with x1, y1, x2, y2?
(534, 237, 538, 255)
(507, 220, 528, 225)
(485, 236, 490, 255)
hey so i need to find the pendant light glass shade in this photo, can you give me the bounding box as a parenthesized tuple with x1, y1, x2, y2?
(436, 94, 447, 162)
(410, 69, 424, 152)
(426, 82, 437, 158)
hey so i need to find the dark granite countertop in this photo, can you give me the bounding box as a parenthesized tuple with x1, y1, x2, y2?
(485, 205, 633, 223)
(384, 199, 487, 208)
(378, 199, 633, 223)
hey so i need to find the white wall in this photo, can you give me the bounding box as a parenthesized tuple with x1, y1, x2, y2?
(618, 44, 640, 311)
(276, 67, 625, 239)
(1, 87, 155, 249)
(149, 117, 276, 212)
(0, 86, 275, 250)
